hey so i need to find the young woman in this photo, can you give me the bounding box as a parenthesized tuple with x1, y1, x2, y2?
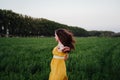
(49, 29, 75, 80)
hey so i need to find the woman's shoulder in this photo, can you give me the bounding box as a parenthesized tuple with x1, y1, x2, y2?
(53, 46, 67, 56)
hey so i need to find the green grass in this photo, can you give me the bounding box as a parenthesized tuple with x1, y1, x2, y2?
(0, 37, 120, 80)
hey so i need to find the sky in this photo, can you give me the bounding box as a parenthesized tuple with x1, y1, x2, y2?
(0, 0, 120, 32)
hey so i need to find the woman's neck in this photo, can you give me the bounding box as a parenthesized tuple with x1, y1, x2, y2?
(57, 41, 64, 52)
(58, 41, 63, 46)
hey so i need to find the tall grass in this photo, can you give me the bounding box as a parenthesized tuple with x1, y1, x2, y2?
(0, 37, 120, 80)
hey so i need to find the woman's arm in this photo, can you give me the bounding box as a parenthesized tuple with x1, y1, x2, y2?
(62, 46, 70, 53)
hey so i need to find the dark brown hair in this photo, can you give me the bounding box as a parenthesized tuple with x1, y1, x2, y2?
(55, 29, 75, 51)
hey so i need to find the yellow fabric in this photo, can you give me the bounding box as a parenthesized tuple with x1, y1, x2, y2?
(49, 46, 68, 80)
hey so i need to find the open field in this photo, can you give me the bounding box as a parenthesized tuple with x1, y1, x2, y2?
(0, 37, 120, 80)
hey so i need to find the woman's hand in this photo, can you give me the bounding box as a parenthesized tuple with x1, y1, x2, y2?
(64, 53, 69, 60)
(62, 46, 70, 53)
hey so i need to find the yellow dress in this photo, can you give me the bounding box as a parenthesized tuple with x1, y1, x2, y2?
(49, 46, 68, 80)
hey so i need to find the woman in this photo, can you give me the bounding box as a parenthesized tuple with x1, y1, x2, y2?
(49, 29, 75, 80)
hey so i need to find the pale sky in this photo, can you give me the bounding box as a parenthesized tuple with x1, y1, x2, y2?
(0, 0, 120, 32)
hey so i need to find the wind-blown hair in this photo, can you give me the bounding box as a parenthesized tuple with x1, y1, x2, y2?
(55, 29, 75, 52)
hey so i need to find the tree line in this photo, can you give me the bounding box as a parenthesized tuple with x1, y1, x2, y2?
(0, 9, 119, 37)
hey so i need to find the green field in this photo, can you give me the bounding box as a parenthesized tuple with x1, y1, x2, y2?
(0, 37, 120, 80)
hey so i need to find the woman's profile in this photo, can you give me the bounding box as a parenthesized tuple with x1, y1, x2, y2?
(49, 29, 75, 80)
